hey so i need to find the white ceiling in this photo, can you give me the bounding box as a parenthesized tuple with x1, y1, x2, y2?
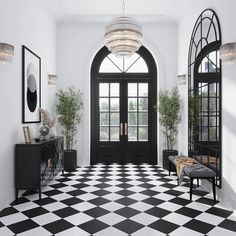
(41, 0, 187, 24)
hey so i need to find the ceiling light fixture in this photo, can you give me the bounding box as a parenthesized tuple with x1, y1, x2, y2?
(0, 42, 14, 64)
(105, 0, 143, 57)
(219, 42, 236, 64)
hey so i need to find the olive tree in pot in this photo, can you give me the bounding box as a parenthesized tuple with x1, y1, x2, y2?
(156, 86, 181, 170)
(56, 86, 83, 172)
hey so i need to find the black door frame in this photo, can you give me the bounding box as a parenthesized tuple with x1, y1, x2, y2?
(90, 46, 157, 164)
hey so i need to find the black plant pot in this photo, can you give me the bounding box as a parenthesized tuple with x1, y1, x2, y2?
(163, 149, 178, 171)
(64, 149, 77, 172)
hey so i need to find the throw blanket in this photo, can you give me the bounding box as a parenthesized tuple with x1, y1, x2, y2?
(175, 157, 198, 185)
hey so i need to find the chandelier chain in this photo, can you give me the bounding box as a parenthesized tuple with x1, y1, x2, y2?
(122, 0, 125, 14)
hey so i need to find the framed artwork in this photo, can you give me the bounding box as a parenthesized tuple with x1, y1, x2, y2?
(23, 126, 32, 144)
(22, 45, 41, 123)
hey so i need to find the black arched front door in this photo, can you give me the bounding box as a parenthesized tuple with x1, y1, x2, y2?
(91, 46, 157, 164)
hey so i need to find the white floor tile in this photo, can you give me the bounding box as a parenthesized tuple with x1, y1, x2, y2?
(32, 212, 60, 225)
(130, 213, 157, 225)
(65, 212, 93, 225)
(1, 212, 28, 225)
(71, 202, 96, 212)
(97, 212, 125, 225)
(169, 226, 203, 236)
(0, 227, 15, 236)
(55, 226, 90, 236)
(93, 226, 127, 236)
(18, 226, 51, 236)
(42, 202, 67, 212)
(129, 202, 153, 212)
(132, 226, 166, 236)
(100, 202, 124, 212)
(207, 226, 236, 236)
(195, 212, 225, 225)
(163, 212, 192, 226)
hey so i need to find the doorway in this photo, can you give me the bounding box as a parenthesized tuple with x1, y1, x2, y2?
(91, 46, 157, 164)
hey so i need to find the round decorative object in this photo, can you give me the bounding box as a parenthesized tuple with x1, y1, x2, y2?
(26, 63, 37, 112)
(39, 124, 49, 137)
(105, 16, 143, 57)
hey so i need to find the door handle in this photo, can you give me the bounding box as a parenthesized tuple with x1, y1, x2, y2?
(124, 123, 128, 136)
(120, 123, 123, 136)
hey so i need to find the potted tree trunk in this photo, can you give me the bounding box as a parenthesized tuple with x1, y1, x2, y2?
(56, 86, 83, 172)
(156, 86, 181, 170)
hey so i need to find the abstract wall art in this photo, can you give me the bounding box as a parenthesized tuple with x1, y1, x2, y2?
(22, 45, 41, 123)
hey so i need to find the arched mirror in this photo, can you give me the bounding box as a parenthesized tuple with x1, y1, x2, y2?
(188, 9, 222, 187)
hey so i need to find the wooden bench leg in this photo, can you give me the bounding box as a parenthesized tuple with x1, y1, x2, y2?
(190, 178, 193, 201)
(212, 177, 216, 202)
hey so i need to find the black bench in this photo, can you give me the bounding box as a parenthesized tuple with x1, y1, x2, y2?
(168, 156, 216, 201)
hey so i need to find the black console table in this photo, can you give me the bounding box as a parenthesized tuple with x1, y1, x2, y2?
(15, 136, 64, 200)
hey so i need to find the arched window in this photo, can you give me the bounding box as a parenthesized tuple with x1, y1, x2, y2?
(188, 9, 222, 187)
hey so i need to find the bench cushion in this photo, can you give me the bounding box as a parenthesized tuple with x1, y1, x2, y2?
(184, 164, 216, 178)
(168, 155, 216, 178)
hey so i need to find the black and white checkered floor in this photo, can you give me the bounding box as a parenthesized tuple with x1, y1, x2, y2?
(1, 164, 236, 235)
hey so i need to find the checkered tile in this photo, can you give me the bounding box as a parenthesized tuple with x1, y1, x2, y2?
(0, 164, 236, 235)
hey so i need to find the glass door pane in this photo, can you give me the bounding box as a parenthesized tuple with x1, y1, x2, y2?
(99, 83, 120, 142)
(128, 83, 148, 141)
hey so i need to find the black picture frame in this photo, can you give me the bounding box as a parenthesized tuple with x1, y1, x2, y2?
(22, 45, 41, 123)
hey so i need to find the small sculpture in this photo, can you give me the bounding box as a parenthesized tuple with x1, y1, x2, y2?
(39, 108, 57, 139)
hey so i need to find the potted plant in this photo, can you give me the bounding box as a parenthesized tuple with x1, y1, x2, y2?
(156, 86, 181, 170)
(188, 92, 201, 157)
(56, 86, 83, 171)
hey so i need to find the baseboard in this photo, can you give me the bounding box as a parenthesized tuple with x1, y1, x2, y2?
(0, 188, 15, 211)
(202, 179, 236, 212)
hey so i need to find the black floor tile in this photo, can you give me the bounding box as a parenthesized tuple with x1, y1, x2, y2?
(115, 207, 140, 218)
(61, 197, 83, 206)
(142, 197, 165, 206)
(140, 189, 159, 196)
(22, 207, 49, 218)
(49, 183, 67, 189)
(196, 197, 219, 206)
(53, 207, 79, 218)
(116, 190, 135, 196)
(88, 197, 110, 206)
(11, 197, 30, 206)
(145, 207, 171, 218)
(93, 190, 110, 196)
(33, 197, 57, 206)
(169, 197, 192, 206)
(149, 219, 179, 234)
(8, 219, 39, 234)
(0, 207, 18, 217)
(84, 207, 110, 218)
(67, 189, 86, 196)
(206, 206, 233, 218)
(116, 197, 138, 206)
(114, 219, 144, 234)
(71, 183, 90, 189)
(218, 219, 236, 232)
(164, 189, 184, 196)
(176, 206, 202, 218)
(79, 219, 109, 234)
(43, 219, 74, 234)
(43, 189, 63, 196)
(184, 219, 215, 234)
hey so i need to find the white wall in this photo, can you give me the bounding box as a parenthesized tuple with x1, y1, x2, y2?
(177, 0, 236, 210)
(57, 22, 178, 167)
(0, 0, 57, 210)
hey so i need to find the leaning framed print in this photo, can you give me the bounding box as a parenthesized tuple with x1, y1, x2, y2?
(23, 126, 32, 144)
(22, 45, 41, 123)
